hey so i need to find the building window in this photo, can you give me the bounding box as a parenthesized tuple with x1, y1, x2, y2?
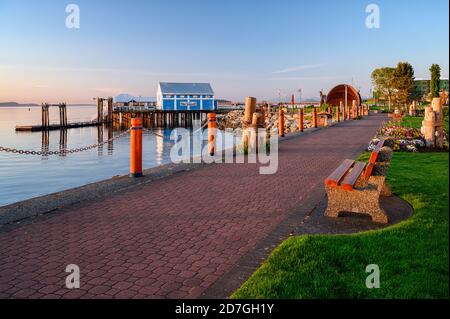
(165, 95, 173, 99)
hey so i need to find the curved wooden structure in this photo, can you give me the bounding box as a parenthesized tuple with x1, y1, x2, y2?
(326, 84, 362, 107)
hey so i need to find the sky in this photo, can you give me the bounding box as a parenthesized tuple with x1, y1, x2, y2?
(0, 0, 448, 103)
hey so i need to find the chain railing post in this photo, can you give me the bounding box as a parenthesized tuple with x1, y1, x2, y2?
(278, 109, 285, 137)
(130, 117, 143, 178)
(313, 106, 318, 128)
(208, 113, 217, 156)
(299, 107, 304, 132)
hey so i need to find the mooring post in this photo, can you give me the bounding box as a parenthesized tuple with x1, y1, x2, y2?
(299, 107, 304, 132)
(313, 106, 318, 128)
(96, 98, 102, 124)
(41, 103, 49, 128)
(130, 117, 143, 178)
(208, 113, 217, 156)
(278, 109, 285, 137)
(107, 97, 113, 123)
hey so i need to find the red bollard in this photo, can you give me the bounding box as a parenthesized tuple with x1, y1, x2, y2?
(313, 107, 318, 128)
(299, 107, 304, 132)
(130, 117, 143, 178)
(278, 109, 285, 137)
(208, 113, 217, 156)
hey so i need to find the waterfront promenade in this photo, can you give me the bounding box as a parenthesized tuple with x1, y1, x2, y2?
(0, 114, 387, 299)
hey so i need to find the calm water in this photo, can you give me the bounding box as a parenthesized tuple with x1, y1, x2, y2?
(0, 106, 234, 207)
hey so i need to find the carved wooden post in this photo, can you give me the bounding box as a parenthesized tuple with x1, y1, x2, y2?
(432, 97, 444, 148)
(243, 97, 257, 149)
(421, 106, 436, 147)
(244, 97, 257, 124)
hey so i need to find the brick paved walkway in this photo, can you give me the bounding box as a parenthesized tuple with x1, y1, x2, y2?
(0, 114, 386, 299)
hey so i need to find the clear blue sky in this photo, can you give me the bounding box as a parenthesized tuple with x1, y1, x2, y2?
(0, 0, 448, 103)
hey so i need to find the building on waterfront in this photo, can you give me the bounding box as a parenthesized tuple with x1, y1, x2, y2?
(113, 94, 156, 109)
(413, 78, 449, 102)
(156, 82, 218, 111)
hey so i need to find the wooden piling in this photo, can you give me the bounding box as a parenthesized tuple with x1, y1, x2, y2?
(208, 113, 217, 156)
(313, 107, 318, 128)
(299, 107, 304, 132)
(244, 97, 257, 124)
(107, 97, 113, 123)
(278, 109, 285, 137)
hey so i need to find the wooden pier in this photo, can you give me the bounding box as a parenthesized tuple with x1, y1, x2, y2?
(15, 98, 236, 132)
(15, 99, 114, 132)
(112, 109, 231, 129)
(16, 121, 103, 132)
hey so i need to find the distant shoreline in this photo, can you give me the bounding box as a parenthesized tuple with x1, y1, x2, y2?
(0, 103, 95, 107)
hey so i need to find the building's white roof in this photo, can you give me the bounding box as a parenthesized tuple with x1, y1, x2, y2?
(114, 94, 156, 103)
(159, 82, 214, 95)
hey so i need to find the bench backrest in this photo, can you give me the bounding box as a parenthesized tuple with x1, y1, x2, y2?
(364, 139, 385, 178)
(325, 139, 387, 191)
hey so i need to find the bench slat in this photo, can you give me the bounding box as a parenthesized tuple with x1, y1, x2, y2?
(341, 161, 367, 191)
(325, 159, 355, 188)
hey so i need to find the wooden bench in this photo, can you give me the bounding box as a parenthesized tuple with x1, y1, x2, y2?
(324, 139, 392, 224)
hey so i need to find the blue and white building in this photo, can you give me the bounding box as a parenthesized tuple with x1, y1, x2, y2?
(156, 82, 218, 111)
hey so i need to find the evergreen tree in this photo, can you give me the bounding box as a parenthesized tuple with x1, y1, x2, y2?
(429, 64, 441, 98)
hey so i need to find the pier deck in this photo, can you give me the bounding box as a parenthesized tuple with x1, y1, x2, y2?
(15, 121, 105, 132)
(0, 114, 387, 299)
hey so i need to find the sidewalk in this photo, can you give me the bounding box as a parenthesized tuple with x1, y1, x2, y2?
(0, 114, 387, 299)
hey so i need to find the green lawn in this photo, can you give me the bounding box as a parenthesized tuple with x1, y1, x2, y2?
(400, 115, 449, 131)
(232, 152, 449, 299)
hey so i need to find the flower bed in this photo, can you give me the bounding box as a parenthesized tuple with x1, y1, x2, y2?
(369, 121, 428, 152)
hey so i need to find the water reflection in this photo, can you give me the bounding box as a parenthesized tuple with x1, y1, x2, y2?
(0, 106, 240, 206)
(41, 131, 49, 160)
(59, 129, 67, 157)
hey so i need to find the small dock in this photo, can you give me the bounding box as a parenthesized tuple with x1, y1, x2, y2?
(15, 99, 113, 133)
(16, 121, 103, 132)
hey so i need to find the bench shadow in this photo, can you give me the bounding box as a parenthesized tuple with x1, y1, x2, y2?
(296, 195, 414, 235)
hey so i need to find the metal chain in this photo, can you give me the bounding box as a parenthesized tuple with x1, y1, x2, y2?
(142, 121, 209, 138)
(0, 129, 131, 156)
(142, 127, 165, 138)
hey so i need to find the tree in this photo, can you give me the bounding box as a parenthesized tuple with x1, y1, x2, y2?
(371, 67, 396, 110)
(393, 62, 415, 107)
(430, 64, 441, 98)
